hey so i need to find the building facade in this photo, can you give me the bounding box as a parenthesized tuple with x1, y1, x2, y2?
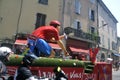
(97, 0, 118, 61)
(0, 0, 63, 39)
(117, 37, 120, 53)
(0, 0, 118, 61)
(116, 37, 120, 60)
(63, 0, 118, 61)
(63, 0, 99, 60)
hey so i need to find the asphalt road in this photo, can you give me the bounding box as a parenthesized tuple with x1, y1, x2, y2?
(112, 69, 120, 80)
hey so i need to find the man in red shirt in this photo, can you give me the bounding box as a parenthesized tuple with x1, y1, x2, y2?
(28, 20, 69, 58)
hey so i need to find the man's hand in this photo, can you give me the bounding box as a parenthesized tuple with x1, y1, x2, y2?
(59, 33, 67, 40)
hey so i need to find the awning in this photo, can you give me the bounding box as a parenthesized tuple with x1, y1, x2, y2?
(113, 53, 120, 57)
(48, 43, 61, 49)
(14, 39, 27, 45)
(69, 47, 89, 54)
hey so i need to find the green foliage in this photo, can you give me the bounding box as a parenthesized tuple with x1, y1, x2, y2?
(5, 55, 23, 66)
(5, 55, 85, 67)
(34, 58, 85, 67)
(5, 55, 95, 73)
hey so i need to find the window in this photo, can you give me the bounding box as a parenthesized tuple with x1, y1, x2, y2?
(89, 9, 95, 21)
(74, 20, 81, 29)
(90, 0, 95, 4)
(101, 53, 105, 62)
(108, 55, 110, 58)
(75, 0, 81, 14)
(90, 27, 95, 34)
(35, 13, 46, 29)
(38, 0, 48, 5)
(112, 42, 117, 50)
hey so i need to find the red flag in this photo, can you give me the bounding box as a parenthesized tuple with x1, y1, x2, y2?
(89, 48, 99, 63)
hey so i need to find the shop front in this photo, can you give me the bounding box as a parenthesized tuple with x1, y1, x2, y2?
(13, 39, 28, 54)
(48, 42, 62, 57)
(66, 38, 89, 60)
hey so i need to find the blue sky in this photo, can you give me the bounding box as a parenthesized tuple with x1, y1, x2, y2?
(102, 0, 120, 37)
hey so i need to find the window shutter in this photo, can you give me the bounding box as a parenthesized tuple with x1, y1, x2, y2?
(74, 20, 78, 29)
(89, 9, 91, 20)
(75, 0, 81, 14)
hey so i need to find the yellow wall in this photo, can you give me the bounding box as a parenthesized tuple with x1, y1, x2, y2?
(0, 0, 62, 39)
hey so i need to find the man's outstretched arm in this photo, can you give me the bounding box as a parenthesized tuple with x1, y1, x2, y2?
(57, 40, 69, 56)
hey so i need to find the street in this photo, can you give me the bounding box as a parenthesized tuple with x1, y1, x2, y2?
(112, 69, 120, 80)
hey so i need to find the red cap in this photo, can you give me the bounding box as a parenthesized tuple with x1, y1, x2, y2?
(49, 20, 61, 26)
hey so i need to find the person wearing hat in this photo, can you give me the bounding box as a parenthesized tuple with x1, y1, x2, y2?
(0, 46, 14, 76)
(0, 46, 13, 61)
(27, 20, 69, 58)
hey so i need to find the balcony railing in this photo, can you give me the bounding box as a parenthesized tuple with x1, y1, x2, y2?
(64, 27, 100, 44)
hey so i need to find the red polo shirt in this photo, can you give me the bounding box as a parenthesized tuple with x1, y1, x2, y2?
(32, 26, 59, 41)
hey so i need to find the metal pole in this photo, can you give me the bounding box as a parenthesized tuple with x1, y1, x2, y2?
(61, 0, 65, 35)
(97, 0, 99, 47)
(16, 0, 23, 36)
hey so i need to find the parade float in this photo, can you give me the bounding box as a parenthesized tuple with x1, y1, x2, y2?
(4, 33, 112, 80)
(5, 54, 112, 80)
